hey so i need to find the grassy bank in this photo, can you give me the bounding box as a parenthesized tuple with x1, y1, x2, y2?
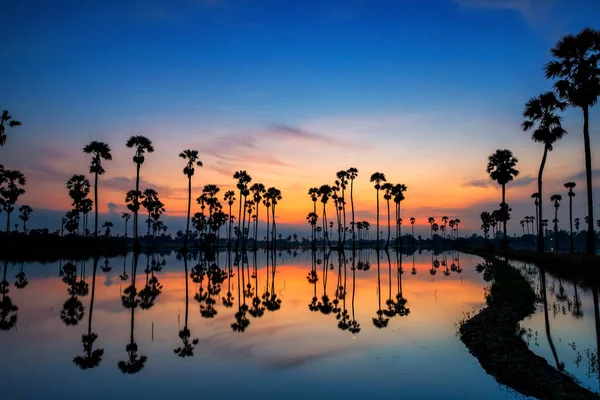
(476, 246, 600, 286)
(459, 252, 599, 399)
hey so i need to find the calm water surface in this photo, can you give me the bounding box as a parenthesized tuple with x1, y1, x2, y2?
(1, 249, 596, 399)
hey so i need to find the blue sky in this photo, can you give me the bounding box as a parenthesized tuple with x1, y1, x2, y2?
(1, 0, 599, 235)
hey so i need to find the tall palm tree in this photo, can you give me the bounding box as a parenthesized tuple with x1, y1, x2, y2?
(346, 168, 359, 247)
(18, 205, 32, 233)
(370, 172, 386, 249)
(522, 91, 567, 252)
(392, 184, 407, 248)
(336, 170, 349, 244)
(486, 149, 520, 250)
(308, 187, 319, 245)
(0, 170, 26, 232)
(454, 218, 461, 238)
(125, 135, 154, 250)
(179, 150, 202, 252)
(545, 27, 600, 255)
(122, 212, 131, 238)
(441, 216, 449, 239)
(564, 182, 576, 253)
(83, 141, 112, 239)
(551, 194, 562, 252)
(428, 217, 435, 239)
(318, 185, 332, 248)
(265, 187, 282, 246)
(531, 193, 540, 236)
(0, 110, 21, 148)
(224, 190, 235, 247)
(233, 170, 251, 250)
(250, 183, 266, 250)
(410, 217, 415, 237)
(381, 182, 393, 248)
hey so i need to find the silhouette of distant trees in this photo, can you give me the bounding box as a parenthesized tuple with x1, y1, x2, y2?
(0, 110, 21, 148)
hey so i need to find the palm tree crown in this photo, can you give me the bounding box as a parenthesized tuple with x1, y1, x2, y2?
(486, 149, 519, 186)
(0, 110, 22, 147)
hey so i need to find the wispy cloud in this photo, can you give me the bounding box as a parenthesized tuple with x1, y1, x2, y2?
(568, 168, 600, 182)
(462, 175, 536, 189)
(266, 124, 337, 144)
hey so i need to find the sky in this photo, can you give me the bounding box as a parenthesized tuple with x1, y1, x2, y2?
(1, 0, 600, 236)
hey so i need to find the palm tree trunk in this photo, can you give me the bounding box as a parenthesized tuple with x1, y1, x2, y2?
(541, 269, 562, 370)
(569, 194, 574, 254)
(88, 255, 99, 336)
(184, 176, 191, 252)
(271, 205, 276, 249)
(386, 199, 391, 248)
(555, 207, 559, 253)
(265, 207, 270, 250)
(236, 190, 242, 250)
(376, 189, 380, 249)
(593, 287, 600, 393)
(253, 202, 259, 250)
(94, 172, 99, 239)
(537, 146, 548, 252)
(582, 106, 595, 255)
(350, 179, 356, 247)
(6, 210, 11, 232)
(502, 184, 508, 250)
(134, 163, 141, 250)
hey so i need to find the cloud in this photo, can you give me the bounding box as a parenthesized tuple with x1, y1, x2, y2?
(107, 202, 119, 215)
(462, 178, 490, 188)
(567, 168, 600, 182)
(266, 125, 337, 144)
(462, 175, 536, 189)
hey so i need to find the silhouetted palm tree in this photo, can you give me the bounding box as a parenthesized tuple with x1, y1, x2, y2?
(233, 171, 251, 250)
(564, 182, 576, 253)
(0, 110, 21, 148)
(126, 135, 154, 250)
(551, 194, 562, 252)
(180, 149, 203, 252)
(224, 190, 235, 248)
(250, 183, 266, 250)
(347, 168, 359, 247)
(381, 182, 393, 248)
(83, 141, 112, 239)
(318, 185, 332, 248)
(487, 149, 519, 249)
(102, 221, 113, 237)
(540, 268, 565, 370)
(18, 205, 32, 233)
(336, 170, 349, 244)
(546, 27, 600, 255)
(372, 250, 389, 328)
(531, 193, 540, 236)
(1, 169, 26, 232)
(575, 217, 581, 233)
(370, 172, 386, 249)
(522, 91, 567, 252)
(122, 212, 131, 238)
(265, 187, 282, 246)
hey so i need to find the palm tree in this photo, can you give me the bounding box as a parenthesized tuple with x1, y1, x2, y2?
(265, 187, 282, 246)
(102, 221, 113, 237)
(83, 141, 112, 239)
(1, 169, 26, 232)
(531, 193, 540, 236)
(125, 135, 154, 250)
(564, 182, 576, 253)
(122, 212, 131, 238)
(392, 184, 407, 248)
(545, 27, 600, 255)
(381, 182, 393, 248)
(551, 194, 562, 252)
(336, 170, 349, 244)
(370, 172, 386, 249)
(428, 217, 435, 239)
(250, 183, 266, 250)
(224, 190, 235, 247)
(0, 110, 21, 148)
(575, 217, 581, 233)
(486, 149, 519, 250)
(318, 185, 332, 248)
(179, 150, 203, 252)
(174, 257, 198, 357)
(522, 91, 567, 252)
(18, 205, 32, 233)
(233, 170, 251, 249)
(347, 168, 359, 247)
(520, 220, 526, 236)
(441, 216, 449, 239)
(454, 218, 461, 238)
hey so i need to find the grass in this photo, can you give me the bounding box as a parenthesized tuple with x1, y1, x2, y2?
(459, 251, 599, 399)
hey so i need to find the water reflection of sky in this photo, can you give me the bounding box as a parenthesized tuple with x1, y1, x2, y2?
(0, 250, 584, 399)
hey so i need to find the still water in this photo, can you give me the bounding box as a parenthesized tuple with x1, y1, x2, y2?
(0, 250, 597, 399)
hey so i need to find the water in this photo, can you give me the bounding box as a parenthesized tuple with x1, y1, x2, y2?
(0, 249, 592, 399)
(508, 259, 600, 394)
